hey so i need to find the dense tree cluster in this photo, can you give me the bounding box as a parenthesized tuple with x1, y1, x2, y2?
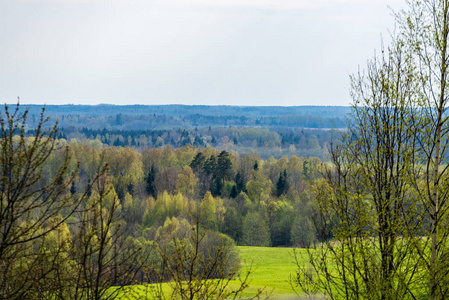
(0, 104, 325, 299)
(58, 140, 323, 249)
(4, 106, 300, 299)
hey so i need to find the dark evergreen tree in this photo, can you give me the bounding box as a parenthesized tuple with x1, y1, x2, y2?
(217, 150, 232, 183)
(211, 175, 224, 197)
(146, 165, 157, 197)
(113, 138, 121, 147)
(235, 172, 246, 193)
(190, 152, 205, 173)
(204, 155, 217, 177)
(230, 185, 238, 199)
(276, 170, 288, 197)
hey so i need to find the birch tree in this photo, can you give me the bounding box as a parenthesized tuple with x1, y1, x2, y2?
(396, 1, 449, 298)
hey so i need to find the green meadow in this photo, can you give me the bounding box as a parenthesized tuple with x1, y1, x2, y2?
(236, 246, 306, 299)
(121, 246, 308, 299)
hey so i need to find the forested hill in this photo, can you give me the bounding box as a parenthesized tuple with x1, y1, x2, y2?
(15, 104, 350, 130)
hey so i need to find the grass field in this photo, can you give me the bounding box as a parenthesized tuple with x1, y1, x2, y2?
(120, 246, 307, 299)
(236, 246, 306, 299)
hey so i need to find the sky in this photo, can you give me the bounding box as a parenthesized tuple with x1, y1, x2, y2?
(0, 0, 405, 106)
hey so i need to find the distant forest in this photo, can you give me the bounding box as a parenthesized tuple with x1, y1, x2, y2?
(19, 104, 351, 118)
(16, 104, 349, 160)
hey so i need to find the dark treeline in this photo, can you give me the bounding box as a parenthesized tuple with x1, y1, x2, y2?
(14, 105, 348, 131)
(24, 112, 345, 130)
(51, 126, 338, 160)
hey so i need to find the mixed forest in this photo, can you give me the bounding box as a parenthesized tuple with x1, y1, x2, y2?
(0, 104, 326, 299)
(18, 104, 348, 161)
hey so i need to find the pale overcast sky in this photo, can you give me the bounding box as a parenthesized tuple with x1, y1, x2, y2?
(0, 0, 404, 106)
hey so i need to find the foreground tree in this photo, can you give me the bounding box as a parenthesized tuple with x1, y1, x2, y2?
(399, 1, 449, 298)
(294, 0, 449, 299)
(296, 43, 421, 299)
(0, 105, 89, 299)
(0, 104, 143, 299)
(291, 10, 431, 300)
(69, 176, 143, 300)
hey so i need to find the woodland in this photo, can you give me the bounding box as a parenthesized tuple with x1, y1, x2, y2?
(0, 104, 323, 299)
(19, 104, 347, 160)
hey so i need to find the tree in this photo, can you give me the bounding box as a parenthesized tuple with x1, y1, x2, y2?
(146, 165, 157, 197)
(276, 170, 289, 197)
(154, 166, 179, 195)
(0, 105, 89, 299)
(203, 155, 217, 194)
(294, 0, 449, 295)
(230, 185, 239, 199)
(292, 18, 424, 299)
(246, 170, 272, 203)
(242, 211, 270, 247)
(175, 166, 198, 199)
(103, 146, 144, 199)
(223, 204, 242, 243)
(290, 215, 314, 248)
(398, 1, 449, 298)
(69, 179, 142, 300)
(267, 200, 294, 246)
(190, 152, 205, 173)
(0, 104, 142, 299)
(234, 171, 246, 194)
(217, 150, 232, 184)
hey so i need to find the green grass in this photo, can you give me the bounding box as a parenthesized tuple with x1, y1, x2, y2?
(119, 246, 307, 299)
(235, 246, 306, 299)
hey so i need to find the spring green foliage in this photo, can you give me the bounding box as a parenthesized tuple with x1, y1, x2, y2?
(59, 140, 322, 249)
(2, 107, 323, 299)
(2, 104, 338, 299)
(242, 212, 271, 247)
(0, 105, 144, 300)
(292, 1, 449, 299)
